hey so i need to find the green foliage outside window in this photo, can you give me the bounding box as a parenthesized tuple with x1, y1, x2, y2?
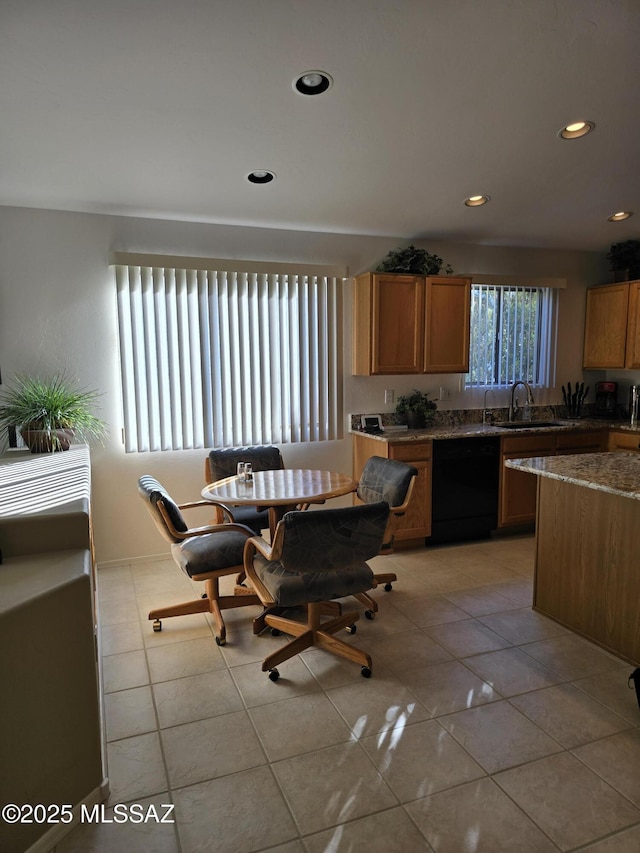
(466, 286, 544, 387)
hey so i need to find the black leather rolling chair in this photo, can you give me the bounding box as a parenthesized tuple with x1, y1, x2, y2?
(137, 475, 260, 645)
(354, 456, 418, 617)
(244, 501, 391, 680)
(205, 445, 284, 534)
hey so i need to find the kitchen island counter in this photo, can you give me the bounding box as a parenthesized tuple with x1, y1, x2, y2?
(508, 450, 640, 665)
(505, 450, 640, 501)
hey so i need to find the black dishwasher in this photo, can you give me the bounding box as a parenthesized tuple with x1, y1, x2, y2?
(429, 437, 500, 544)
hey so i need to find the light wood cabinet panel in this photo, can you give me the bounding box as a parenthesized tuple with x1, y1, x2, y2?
(535, 477, 640, 664)
(499, 430, 609, 527)
(499, 434, 555, 528)
(353, 273, 424, 374)
(583, 282, 630, 368)
(625, 280, 640, 368)
(556, 431, 607, 454)
(352, 434, 432, 543)
(424, 276, 471, 372)
(608, 430, 640, 452)
(352, 272, 471, 375)
(372, 274, 425, 374)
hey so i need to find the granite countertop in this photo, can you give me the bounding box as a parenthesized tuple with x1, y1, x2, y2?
(505, 451, 640, 501)
(349, 419, 640, 443)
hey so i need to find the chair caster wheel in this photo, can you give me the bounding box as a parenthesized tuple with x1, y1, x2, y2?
(268, 669, 280, 682)
(152, 619, 162, 632)
(271, 628, 281, 637)
(365, 610, 374, 620)
(346, 624, 357, 635)
(361, 666, 372, 678)
(384, 583, 393, 592)
(215, 635, 226, 646)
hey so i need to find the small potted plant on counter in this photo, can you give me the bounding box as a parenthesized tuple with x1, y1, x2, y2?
(0, 373, 107, 452)
(395, 389, 437, 429)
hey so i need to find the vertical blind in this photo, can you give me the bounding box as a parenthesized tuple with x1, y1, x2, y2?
(466, 284, 558, 387)
(115, 263, 342, 452)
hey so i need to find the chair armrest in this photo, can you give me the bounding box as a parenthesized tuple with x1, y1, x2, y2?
(186, 521, 256, 538)
(157, 501, 251, 540)
(245, 534, 274, 560)
(185, 498, 238, 524)
(390, 475, 417, 515)
(180, 498, 236, 518)
(243, 534, 278, 605)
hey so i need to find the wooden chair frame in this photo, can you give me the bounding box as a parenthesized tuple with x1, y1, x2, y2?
(146, 495, 260, 645)
(243, 510, 389, 678)
(354, 471, 417, 616)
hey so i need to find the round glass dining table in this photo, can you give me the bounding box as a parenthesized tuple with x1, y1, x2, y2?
(201, 468, 356, 536)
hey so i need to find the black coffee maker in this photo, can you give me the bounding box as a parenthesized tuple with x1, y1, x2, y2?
(594, 381, 617, 418)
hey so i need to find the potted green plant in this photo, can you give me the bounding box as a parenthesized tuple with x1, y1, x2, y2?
(376, 245, 453, 276)
(0, 373, 107, 453)
(395, 389, 437, 429)
(606, 240, 640, 281)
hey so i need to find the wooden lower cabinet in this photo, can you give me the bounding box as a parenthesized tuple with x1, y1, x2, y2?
(499, 430, 608, 528)
(555, 430, 608, 455)
(499, 434, 555, 528)
(354, 428, 617, 540)
(352, 434, 432, 544)
(608, 430, 640, 452)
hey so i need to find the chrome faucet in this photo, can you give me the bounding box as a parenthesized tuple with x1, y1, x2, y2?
(509, 380, 535, 422)
(483, 389, 496, 424)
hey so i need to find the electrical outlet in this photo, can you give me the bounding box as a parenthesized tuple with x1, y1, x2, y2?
(384, 389, 394, 404)
(439, 387, 450, 401)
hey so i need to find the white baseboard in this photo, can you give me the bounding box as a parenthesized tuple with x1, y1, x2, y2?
(96, 552, 168, 570)
(25, 778, 110, 853)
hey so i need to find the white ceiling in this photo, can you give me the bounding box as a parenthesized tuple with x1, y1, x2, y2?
(2, 0, 639, 252)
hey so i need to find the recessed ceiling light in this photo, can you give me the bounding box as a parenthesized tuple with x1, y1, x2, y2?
(247, 170, 275, 184)
(559, 120, 595, 139)
(293, 70, 333, 95)
(607, 211, 633, 222)
(464, 195, 490, 207)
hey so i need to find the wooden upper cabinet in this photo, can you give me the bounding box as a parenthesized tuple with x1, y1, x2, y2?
(352, 272, 471, 375)
(583, 282, 630, 368)
(424, 276, 471, 372)
(373, 274, 424, 373)
(625, 281, 640, 368)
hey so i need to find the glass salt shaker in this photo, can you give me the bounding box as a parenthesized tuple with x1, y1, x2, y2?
(236, 461, 246, 479)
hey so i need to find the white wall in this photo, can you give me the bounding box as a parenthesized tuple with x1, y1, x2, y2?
(0, 206, 609, 562)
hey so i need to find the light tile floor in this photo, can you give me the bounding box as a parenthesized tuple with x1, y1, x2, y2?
(57, 534, 640, 852)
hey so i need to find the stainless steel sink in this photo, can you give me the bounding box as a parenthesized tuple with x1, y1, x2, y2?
(497, 421, 564, 429)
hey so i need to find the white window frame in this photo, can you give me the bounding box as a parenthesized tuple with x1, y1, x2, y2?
(113, 254, 345, 453)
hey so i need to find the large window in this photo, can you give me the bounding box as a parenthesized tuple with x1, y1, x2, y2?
(114, 255, 343, 452)
(466, 282, 558, 388)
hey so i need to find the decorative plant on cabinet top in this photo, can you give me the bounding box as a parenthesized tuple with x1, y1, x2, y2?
(376, 245, 453, 276)
(606, 240, 640, 282)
